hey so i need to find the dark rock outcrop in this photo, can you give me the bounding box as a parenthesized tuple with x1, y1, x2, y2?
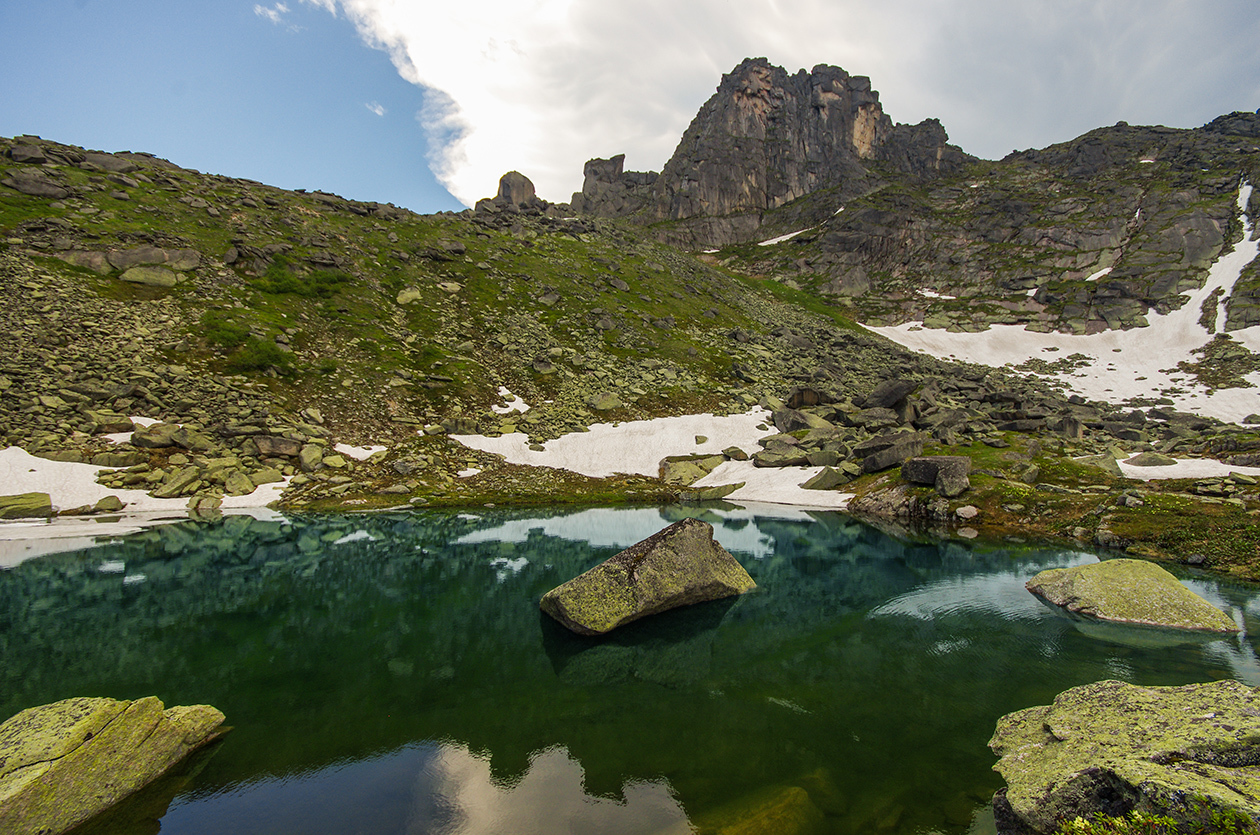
(572, 58, 970, 246)
(539, 517, 755, 635)
(901, 455, 972, 497)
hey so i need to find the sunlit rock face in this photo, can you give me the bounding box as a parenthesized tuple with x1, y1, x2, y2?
(573, 58, 969, 244)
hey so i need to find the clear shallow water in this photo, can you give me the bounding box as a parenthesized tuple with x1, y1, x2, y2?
(2, 504, 1259, 835)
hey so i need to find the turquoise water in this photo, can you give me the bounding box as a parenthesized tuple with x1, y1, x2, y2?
(2, 504, 1258, 835)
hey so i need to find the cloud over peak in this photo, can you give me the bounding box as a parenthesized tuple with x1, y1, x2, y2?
(300, 0, 1260, 208)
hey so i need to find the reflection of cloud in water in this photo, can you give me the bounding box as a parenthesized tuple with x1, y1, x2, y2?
(410, 743, 690, 835)
(453, 506, 783, 559)
(163, 742, 689, 835)
(870, 553, 1094, 621)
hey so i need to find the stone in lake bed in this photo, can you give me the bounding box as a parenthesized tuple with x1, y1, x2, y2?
(540, 517, 755, 635)
(1025, 558, 1238, 633)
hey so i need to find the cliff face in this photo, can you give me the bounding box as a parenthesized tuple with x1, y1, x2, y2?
(571, 59, 969, 245)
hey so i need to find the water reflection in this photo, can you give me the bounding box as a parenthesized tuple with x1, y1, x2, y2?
(161, 743, 689, 835)
(1, 504, 1258, 835)
(414, 744, 690, 835)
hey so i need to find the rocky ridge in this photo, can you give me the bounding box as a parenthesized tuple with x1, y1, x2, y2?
(3, 112, 1260, 575)
(563, 60, 1260, 341)
(572, 58, 970, 248)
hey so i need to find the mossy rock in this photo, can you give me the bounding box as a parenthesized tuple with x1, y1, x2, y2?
(539, 517, 755, 635)
(991, 679, 1260, 835)
(1026, 558, 1238, 632)
(0, 696, 227, 835)
(0, 492, 53, 520)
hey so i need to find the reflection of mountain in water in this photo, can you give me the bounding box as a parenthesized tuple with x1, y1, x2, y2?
(1, 505, 1258, 835)
(162, 742, 690, 835)
(411, 743, 691, 835)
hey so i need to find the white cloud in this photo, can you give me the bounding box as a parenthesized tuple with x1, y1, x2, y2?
(365, 101, 386, 116)
(254, 2, 291, 25)
(301, 0, 1260, 207)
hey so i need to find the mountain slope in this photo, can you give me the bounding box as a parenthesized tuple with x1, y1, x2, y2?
(4, 71, 1260, 577)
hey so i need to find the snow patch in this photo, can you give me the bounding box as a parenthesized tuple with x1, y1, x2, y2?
(334, 443, 387, 461)
(868, 183, 1260, 423)
(490, 387, 530, 415)
(1118, 456, 1260, 481)
(758, 228, 809, 246)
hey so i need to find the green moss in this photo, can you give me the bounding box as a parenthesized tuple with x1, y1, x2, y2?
(200, 311, 249, 349)
(225, 338, 293, 374)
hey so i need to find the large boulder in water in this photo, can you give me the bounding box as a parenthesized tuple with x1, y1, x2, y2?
(989, 679, 1260, 834)
(540, 517, 755, 635)
(0, 696, 227, 835)
(1025, 558, 1238, 633)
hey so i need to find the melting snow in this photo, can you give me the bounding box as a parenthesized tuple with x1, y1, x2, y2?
(334, 443, 387, 461)
(491, 387, 530, 415)
(758, 228, 809, 246)
(333, 529, 380, 546)
(868, 183, 1260, 423)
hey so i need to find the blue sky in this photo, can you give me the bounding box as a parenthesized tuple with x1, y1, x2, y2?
(3, 1, 1259, 214)
(0, 1, 463, 212)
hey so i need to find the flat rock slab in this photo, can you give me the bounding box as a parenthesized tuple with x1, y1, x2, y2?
(0, 492, 54, 520)
(540, 517, 755, 635)
(0, 696, 227, 835)
(990, 679, 1260, 834)
(1026, 558, 1238, 633)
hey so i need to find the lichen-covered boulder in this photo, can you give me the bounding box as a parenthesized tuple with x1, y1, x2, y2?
(990, 679, 1260, 835)
(540, 517, 755, 635)
(1026, 558, 1239, 633)
(0, 493, 53, 520)
(0, 696, 227, 835)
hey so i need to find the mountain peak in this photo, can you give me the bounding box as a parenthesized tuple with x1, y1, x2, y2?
(571, 58, 970, 246)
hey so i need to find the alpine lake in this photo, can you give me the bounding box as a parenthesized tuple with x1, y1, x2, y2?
(2, 503, 1259, 835)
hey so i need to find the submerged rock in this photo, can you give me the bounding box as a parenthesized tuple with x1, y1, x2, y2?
(0, 696, 227, 835)
(540, 517, 755, 635)
(1025, 558, 1238, 633)
(990, 679, 1260, 835)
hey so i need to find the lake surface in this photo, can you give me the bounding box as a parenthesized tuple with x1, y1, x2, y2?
(2, 504, 1258, 835)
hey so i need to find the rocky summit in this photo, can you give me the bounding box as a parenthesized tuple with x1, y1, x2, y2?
(0, 57, 1259, 579)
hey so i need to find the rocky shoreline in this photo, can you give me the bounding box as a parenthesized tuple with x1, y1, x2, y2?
(2, 131, 1260, 582)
